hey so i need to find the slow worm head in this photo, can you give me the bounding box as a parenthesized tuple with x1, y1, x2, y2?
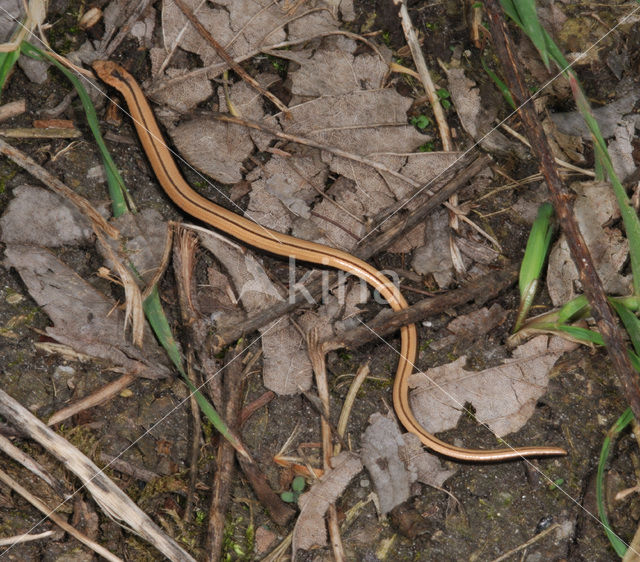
(93, 60, 566, 462)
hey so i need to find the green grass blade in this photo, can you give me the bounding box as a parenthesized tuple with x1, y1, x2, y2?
(557, 325, 605, 346)
(512, 0, 550, 69)
(500, 0, 522, 26)
(596, 406, 633, 557)
(610, 296, 640, 312)
(0, 48, 21, 100)
(19, 42, 130, 218)
(481, 58, 516, 109)
(519, 202, 554, 297)
(509, 7, 640, 296)
(557, 295, 589, 324)
(514, 203, 554, 332)
(610, 298, 640, 357)
(142, 287, 249, 459)
(542, 27, 570, 72)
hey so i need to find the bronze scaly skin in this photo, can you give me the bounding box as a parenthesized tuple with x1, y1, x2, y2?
(93, 60, 565, 461)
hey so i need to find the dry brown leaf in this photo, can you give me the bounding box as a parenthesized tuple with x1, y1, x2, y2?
(197, 229, 313, 394)
(3, 245, 170, 379)
(151, 66, 214, 111)
(547, 181, 629, 306)
(170, 117, 254, 184)
(431, 304, 508, 351)
(161, 0, 286, 67)
(292, 451, 363, 556)
(411, 208, 453, 287)
(244, 185, 292, 235)
(0, 185, 94, 247)
(245, 154, 327, 225)
(456, 236, 500, 265)
(400, 433, 456, 488)
(542, 115, 585, 164)
(287, 5, 340, 41)
(608, 120, 637, 181)
(299, 282, 369, 343)
(408, 335, 576, 438)
(283, 89, 429, 156)
(101, 209, 169, 286)
(222, 73, 279, 120)
(259, 320, 312, 395)
(447, 304, 508, 337)
(288, 36, 388, 97)
(307, 177, 366, 251)
(361, 413, 412, 514)
(443, 62, 523, 157)
(550, 85, 640, 139)
(1, 186, 168, 376)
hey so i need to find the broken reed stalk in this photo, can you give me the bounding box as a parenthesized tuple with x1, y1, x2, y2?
(0, 469, 122, 562)
(391, 0, 452, 151)
(0, 389, 197, 561)
(484, 0, 640, 418)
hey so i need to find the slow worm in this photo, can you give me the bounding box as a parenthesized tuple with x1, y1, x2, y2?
(93, 60, 566, 462)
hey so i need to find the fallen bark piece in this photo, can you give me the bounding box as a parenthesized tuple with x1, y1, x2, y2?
(3, 245, 170, 379)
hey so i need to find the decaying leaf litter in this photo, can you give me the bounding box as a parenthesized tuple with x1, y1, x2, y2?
(0, 0, 639, 559)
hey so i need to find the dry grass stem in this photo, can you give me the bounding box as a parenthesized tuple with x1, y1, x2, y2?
(47, 374, 136, 426)
(0, 469, 122, 562)
(334, 363, 370, 456)
(0, 530, 55, 547)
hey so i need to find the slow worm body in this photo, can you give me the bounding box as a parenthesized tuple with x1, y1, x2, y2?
(93, 60, 565, 462)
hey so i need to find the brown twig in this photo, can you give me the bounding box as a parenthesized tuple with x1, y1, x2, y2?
(323, 262, 519, 351)
(99, 453, 162, 484)
(359, 153, 491, 257)
(0, 127, 81, 139)
(484, 0, 640, 417)
(239, 390, 275, 427)
(206, 342, 244, 560)
(171, 229, 294, 532)
(172, 0, 289, 115)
